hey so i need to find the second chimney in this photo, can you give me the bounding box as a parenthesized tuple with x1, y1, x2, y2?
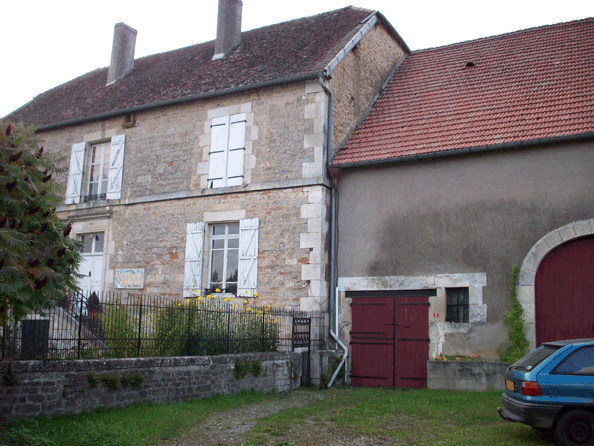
(212, 0, 242, 60)
(107, 23, 137, 86)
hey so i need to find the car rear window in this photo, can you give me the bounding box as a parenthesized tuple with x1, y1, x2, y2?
(510, 345, 561, 371)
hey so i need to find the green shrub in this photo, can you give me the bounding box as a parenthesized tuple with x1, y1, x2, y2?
(498, 264, 529, 362)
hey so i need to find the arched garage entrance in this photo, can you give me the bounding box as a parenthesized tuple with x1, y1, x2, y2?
(535, 235, 594, 345)
(519, 220, 594, 349)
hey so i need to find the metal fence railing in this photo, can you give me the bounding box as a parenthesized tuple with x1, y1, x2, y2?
(1, 291, 329, 361)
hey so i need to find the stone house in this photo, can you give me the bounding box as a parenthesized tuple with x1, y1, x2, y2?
(331, 18, 594, 386)
(4, 2, 408, 313)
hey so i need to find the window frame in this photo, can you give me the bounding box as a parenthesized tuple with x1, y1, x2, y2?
(446, 287, 469, 323)
(84, 142, 111, 202)
(207, 222, 240, 295)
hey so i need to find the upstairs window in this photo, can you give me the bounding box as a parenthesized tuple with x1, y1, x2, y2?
(207, 113, 246, 188)
(446, 287, 469, 323)
(86, 142, 110, 202)
(65, 135, 126, 205)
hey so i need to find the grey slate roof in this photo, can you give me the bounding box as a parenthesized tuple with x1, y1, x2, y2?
(5, 7, 404, 130)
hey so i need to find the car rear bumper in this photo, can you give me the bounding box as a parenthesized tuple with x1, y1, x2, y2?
(498, 393, 563, 429)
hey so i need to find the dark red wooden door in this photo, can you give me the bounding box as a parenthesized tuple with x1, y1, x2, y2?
(394, 296, 430, 388)
(350, 293, 429, 388)
(535, 236, 594, 345)
(350, 297, 395, 386)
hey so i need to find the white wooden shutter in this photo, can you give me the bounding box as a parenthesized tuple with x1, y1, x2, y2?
(183, 222, 205, 297)
(207, 116, 229, 188)
(65, 142, 85, 204)
(238, 218, 259, 296)
(226, 113, 246, 187)
(107, 135, 125, 200)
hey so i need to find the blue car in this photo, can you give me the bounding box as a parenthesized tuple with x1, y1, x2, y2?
(498, 339, 594, 446)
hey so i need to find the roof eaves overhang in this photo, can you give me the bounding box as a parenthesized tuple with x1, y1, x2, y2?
(35, 71, 324, 132)
(332, 132, 594, 170)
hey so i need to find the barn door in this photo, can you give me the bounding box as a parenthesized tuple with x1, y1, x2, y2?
(349, 291, 431, 388)
(535, 236, 594, 345)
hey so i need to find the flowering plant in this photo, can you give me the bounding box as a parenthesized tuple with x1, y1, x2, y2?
(434, 353, 484, 362)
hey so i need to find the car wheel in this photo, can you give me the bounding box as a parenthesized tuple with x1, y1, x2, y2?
(554, 410, 594, 446)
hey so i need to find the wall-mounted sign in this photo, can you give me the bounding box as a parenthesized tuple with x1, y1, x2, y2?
(115, 269, 145, 289)
(433, 313, 439, 318)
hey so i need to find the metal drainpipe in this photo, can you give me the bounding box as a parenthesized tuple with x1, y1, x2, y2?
(318, 76, 348, 388)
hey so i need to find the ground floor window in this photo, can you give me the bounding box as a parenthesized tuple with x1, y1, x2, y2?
(208, 223, 239, 294)
(446, 287, 469, 323)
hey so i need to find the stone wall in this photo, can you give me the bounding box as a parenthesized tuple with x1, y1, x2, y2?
(0, 352, 301, 422)
(427, 360, 510, 391)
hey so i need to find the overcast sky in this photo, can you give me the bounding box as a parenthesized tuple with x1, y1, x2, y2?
(1, 0, 592, 118)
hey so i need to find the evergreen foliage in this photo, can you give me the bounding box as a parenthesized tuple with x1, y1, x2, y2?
(498, 264, 530, 362)
(0, 122, 81, 325)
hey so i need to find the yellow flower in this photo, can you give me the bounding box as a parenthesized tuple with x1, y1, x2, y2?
(214, 295, 218, 299)
(232, 304, 236, 308)
(274, 319, 278, 323)
(215, 288, 221, 292)
(207, 295, 211, 299)
(254, 292, 259, 297)
(244, 290, 248, 294)
(224, 297, 228, 302)
(186, 299, 190, 303)
(244, 299, 249, 304)
(230, 298, 234, 302)
(198, 296, 202, 301)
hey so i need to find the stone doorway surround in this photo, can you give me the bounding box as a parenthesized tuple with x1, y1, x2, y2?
(518, 219, 594, 350)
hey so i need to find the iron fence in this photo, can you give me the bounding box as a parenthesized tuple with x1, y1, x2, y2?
(1, 291, 329, 360)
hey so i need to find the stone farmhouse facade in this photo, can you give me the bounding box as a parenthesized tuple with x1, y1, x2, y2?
(331, 17, 594, 385)
(4, 2, 408, 312)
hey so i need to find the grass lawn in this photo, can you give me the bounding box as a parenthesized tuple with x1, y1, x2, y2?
(0, 388, 554, 446)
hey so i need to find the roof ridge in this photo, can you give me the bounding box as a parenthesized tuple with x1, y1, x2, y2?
(411, 16, 594, 53)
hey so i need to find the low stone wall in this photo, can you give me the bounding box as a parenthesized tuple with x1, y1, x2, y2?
(427, 360, 510, 391)
(0, 352, 301, 422)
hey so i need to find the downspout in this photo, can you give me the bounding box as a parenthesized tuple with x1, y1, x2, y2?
(318, 75, 348, 388)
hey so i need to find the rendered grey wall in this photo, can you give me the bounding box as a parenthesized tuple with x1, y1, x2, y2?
(336, 140, 594, 356)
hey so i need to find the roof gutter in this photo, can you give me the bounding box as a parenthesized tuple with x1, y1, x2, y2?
(35, 71, 323, 132)
(333, 132, 594, 169)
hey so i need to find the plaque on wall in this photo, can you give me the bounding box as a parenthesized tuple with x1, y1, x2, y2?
(115, 269, 145, 289)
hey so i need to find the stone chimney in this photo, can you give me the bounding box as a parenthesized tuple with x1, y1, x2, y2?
(107, 23, 137, 86)
(212, 0, 242, 60)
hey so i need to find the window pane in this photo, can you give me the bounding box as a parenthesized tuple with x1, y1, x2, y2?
(90, 164, 99, 182)
(228, 223, 239, 235)
(212, 225, 225, 236)
(228, 238, 239, 249)
(226, 249, 238, 283)
(94, 233, 104, 253)
(553, 347, 594, 375)
(210, 250, 224, 284)
(91, 146, 100, 163)
(212, 239, 224, 249)
(81, 235, 93, 253)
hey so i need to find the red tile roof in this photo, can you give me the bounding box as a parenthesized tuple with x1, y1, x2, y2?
(333, 18, 594, 166)
(5, 7, 380, 129)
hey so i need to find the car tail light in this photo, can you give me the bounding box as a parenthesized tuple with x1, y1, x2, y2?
(521, 381, 541, 396)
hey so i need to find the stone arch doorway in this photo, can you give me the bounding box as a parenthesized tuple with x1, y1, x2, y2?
(518, 220, 594, 349)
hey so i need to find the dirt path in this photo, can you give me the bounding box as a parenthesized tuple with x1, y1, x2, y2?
(163, 390, 327, 446)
